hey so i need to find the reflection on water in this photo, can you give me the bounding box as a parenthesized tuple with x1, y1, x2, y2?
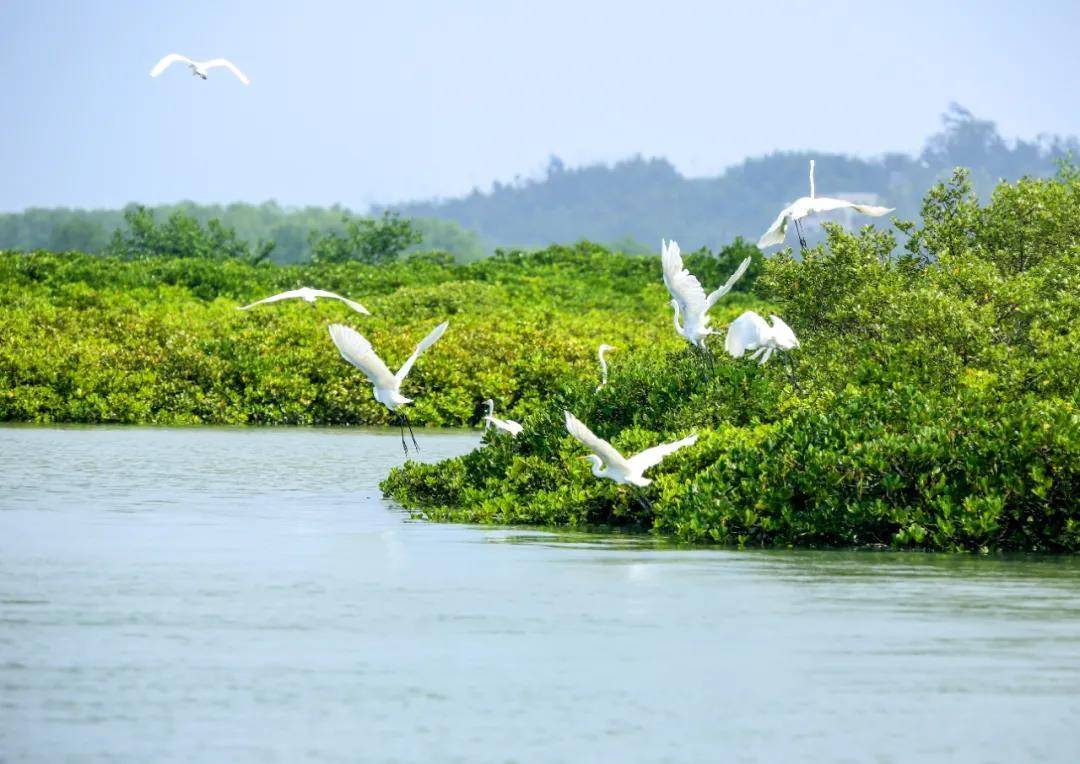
(1, 426, 1079, 763)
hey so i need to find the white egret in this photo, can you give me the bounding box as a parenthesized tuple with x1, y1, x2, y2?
(150, 53, 250, 85)
(238, 287, 370, 315)
(328, 321, 449, 455)
(726, 310, 802, 391)
(757, 160, 893, 249)
(482, 399, 524, 436)
(596, 344, 616, 392)
(564, 410, 697, 492)
(662, 239, 752, 351)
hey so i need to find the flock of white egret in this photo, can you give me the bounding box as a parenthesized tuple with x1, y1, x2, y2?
(159, 52, 893, 483)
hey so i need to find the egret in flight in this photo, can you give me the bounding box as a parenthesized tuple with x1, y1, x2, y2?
(150, 53, 251, 85)
(328, 321, 449, 455)
(596, 344, 616, 392)
(564, 411, 697, 513)
(238, 287, 370, 315)
(482, 400, 523, 436)
(757, 160, 893, 250)
(662, 239, 752, 351)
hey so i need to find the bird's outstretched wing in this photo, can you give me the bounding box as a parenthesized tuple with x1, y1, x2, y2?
(626, 434, 698, 474)
(564, 411, 628, 470)
(757, 206, 792, 248)
(150, 53, 194, 77)
(328, 324, 396, 388)
(768, 315, 800, 350)
(705, 256, 753, 309)
(395, 321, 449, 382)
(309, 289, 370, 315)
(661, 239, 707, 317)
(808, 197, 894, 218)
(725, 311, 771, 358)
(236, 289, 305, 310)
(202, 58, 251, 85)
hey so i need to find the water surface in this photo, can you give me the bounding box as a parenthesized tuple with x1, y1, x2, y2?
(1, 426, 1079, 763)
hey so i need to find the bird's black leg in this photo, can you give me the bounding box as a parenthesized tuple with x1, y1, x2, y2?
(397, 414, 409, 456)
(634, 489, 655, 514)
(785, 352, 803, 394)
(795, 219, 808, 251)
(403, 412, 420, 453)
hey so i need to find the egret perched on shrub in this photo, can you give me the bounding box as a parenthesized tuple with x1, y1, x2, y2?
(662, 239, 752, 351)
(757, 160, 893, 250)
(328, 321, 449, 455)
(238, 287, 370, 315)
(564, 411, 697, 511)
(726, 310, 802, 390)
(150, 53, 250, 84)
(482, 399, 523, 436)
(596, 344, 616, 391)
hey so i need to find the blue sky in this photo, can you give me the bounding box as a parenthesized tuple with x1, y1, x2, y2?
(2, 0, 1077, 211)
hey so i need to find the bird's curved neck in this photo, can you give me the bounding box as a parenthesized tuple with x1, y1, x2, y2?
(809, 160, 816, 199)
(671, 300, 684, 335)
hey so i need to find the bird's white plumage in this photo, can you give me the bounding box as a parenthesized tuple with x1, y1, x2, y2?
(328, 320, 448, 410)
(150, 53, 250, 84)
(596, 344, 616, 391)
(725, 311, 800, 365)
(757, 160, 893, 248)
(482, 399, 524, 436)
(662, 239, 752, 348)
(564, 411, 697, 487)
(237, 287, 369, 314)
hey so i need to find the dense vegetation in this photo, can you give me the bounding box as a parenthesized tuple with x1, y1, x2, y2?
(0, 238, 761, 427)
(383, 167, 1080, 552)
(2, 106, 1075, 261)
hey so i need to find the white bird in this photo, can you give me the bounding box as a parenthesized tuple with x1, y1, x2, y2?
(328, 321, 449, 454)
(238, 287, 370, 315)
(662, 239, 752, 350)
(482, 399, 524, 436)
(595, 344, 616, 392)
(725, 311, 800, 366)
(150, 53, 250, 85)
(564, 411, 697, 489)
(757, 160, 893, 249)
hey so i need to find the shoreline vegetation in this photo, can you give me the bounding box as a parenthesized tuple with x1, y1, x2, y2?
(2, 169, 1078, 551)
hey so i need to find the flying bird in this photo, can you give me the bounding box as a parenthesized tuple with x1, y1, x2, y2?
(150, 53, 251, 85)
(482, 399, 524, 436)
(564, 411, 697, 489)
(662, 239, 752, 350)
(328, 321, 449, 455)
(238, 287, 370, 315)
(724, 311, 800, 366)
(757, 160, 893, 249)
(595, 344, 616, 392)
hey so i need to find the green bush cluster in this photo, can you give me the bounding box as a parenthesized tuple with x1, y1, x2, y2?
(382, 168, 1080, 552)
(0, 240, 760, 427)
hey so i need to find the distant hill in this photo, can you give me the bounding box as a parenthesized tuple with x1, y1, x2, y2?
(390, 104, 1078, 252)
(2, 105, 1075, 261)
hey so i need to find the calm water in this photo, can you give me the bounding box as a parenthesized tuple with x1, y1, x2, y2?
(1, 426, 1079, 763)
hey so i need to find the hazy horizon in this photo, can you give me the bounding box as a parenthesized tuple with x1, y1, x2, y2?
(3, 0, 1078, 213)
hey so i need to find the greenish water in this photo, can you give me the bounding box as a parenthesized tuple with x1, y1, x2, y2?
(1, 426, 1079, 763)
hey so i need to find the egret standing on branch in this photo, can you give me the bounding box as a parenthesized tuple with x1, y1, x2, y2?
(150, 53, 251, 85)
(596, 344, 616, 392)
(328, 321, 449, 455)
(725, 310, 802, 390)
(662, 239, 752, 351)
(238, 287, 370, 315)
(564, 410, 697, 511)
(757, 160, 893, 250)
(482, 399, 524, 436)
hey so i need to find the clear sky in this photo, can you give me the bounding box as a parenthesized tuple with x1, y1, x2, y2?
(2, 0, 1077, 212)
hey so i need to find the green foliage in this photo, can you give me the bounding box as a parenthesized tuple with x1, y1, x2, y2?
(309, 211, 423, 265)
(382, 169, 1080, 552)
(104, 206, 274, 263)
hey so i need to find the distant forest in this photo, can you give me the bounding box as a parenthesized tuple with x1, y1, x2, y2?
(2, 105, 1075, 262)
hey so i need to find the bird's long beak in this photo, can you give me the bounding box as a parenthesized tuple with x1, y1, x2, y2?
(576, 456, 590, 462)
